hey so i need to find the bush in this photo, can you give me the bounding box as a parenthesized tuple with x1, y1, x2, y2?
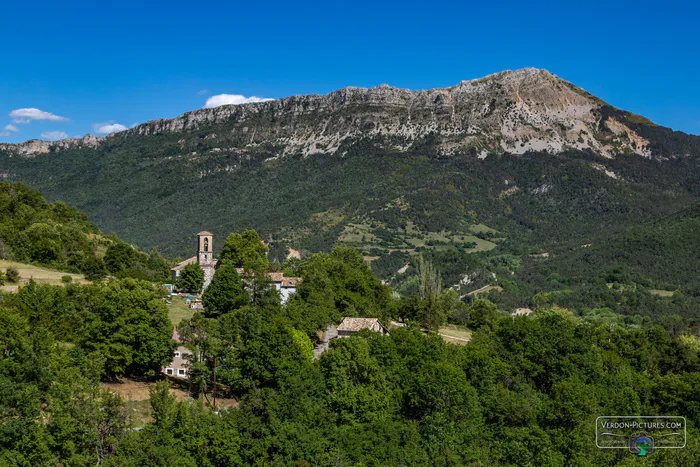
(5, 267, 19, 283)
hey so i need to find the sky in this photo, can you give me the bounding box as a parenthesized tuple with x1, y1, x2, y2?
(1, 0, 699, 143)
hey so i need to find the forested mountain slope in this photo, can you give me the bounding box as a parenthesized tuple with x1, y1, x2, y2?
(0, 68, 698, 296)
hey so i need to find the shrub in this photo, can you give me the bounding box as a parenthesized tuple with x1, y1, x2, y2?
(5, 267, 19, 283)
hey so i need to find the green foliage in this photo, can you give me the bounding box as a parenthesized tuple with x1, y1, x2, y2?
(5, 266, 18, 283)
(202, 263, 247, 317)
(220, 230, 269, 270)
(468, 298, 502, 330)
(104, 242, 170, 281)
(284, 245, 393, 334)
(0, 182, 168, 281)
(176, 263, 204, 293)
(4, 278, 174, 379)
(73, 279, 175, 378)
(289, 327, 314, 361)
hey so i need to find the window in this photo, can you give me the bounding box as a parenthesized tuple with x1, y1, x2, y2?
(204, 238, 209, 251)
(174, 351, 180, 357)
(178, 368, 186, 376)
(166, 368, 174, 375)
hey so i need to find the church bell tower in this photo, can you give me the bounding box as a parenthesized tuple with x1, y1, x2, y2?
(197, 231, 214, 265)
(197, 231, 215, 291)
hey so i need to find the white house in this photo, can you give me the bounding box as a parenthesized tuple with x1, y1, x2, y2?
(163, 328, 191, 379)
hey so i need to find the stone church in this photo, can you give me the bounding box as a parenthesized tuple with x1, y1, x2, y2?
(170, 231, 300, 301)
(170, 231, 217, 290)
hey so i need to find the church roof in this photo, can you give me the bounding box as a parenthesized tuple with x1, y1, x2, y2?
(197, 231, 213, 236)
(171, 256, 197, 271)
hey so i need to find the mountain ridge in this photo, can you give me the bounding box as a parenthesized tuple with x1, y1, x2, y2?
(3, 68, 692, 160)
(1, 68, 699, 269)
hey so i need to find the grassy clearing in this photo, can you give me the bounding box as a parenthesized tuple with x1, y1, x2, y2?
(649, 289, 675, 297)
(439, 325, 472, 340)
(339, 223, 377, 244)
(469, 224, 498, 234)
(310, 209, 346, 227)
(337, 220, 499, 256)
(167, 296, 195, 325)
(0, 259, 86, 286)
(469, 238, 498, 252)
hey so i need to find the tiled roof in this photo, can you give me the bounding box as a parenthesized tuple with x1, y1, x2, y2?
(268, 272, 285, 282)
(337, 317, 387, 333)
(170, 256, 197, 271)
(197, 231, 213, 236)
(235, 269, 301, 287)
(281, 277, 300, 287)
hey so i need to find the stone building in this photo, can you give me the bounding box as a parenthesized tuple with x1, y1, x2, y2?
(170, 231, 301, 300)
(336, 317, 390, 337)
(171, 231, 217, 291)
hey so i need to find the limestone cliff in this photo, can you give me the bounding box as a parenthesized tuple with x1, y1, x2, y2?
(0, 68, 664, 159)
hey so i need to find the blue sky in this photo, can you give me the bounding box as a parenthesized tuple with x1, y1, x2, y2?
(1, 0, 699, 142)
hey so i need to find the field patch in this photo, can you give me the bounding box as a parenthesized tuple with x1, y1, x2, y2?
(0, 260, 87, 287)
(167, 296, 195, 325)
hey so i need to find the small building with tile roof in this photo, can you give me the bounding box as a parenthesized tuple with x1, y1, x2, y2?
(337, 317, 389, 337)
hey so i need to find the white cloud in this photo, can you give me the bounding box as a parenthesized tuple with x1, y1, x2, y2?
(198, 89, 209, 95)
(203, 94, 273, 109)
(3, 124, 18, 133)
(10, 108, 69, 122)
(92, 122, 128, 134)
(0, 132, 10, 137)
(40, 131, 69, 141)
(11, 118, 30, 124)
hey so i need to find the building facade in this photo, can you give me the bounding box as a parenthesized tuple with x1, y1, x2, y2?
(170, 231, 217, 291)
(163, 328, 191, 379)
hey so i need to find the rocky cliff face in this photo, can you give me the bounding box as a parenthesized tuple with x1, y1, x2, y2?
(0, 68, 661, 159)
(0, 134, 103, 158)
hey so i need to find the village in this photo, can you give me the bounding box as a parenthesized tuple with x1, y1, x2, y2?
(161, 231, 393, 382)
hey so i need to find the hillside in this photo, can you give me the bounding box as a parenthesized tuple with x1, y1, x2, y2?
(0, 182, 170, 281)
(0, 68, 698, 295)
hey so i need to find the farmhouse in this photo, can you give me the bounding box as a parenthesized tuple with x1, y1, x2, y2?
(163, 328, 191, 379)
(337, 317, 390, 337)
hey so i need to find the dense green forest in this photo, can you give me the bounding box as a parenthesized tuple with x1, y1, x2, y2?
(2, 246, 700, 465)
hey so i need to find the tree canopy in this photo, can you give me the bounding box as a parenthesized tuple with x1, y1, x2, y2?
(202, 263, 247, 317)
(176, 263, 204, 293)
(219, 230, 269, 271)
